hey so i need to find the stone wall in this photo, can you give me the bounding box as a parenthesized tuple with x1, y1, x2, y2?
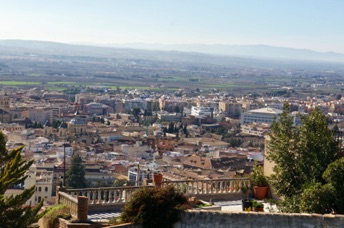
(175, 210, 344, 228)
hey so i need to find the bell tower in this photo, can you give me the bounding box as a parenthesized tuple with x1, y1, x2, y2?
(0, 93, 10, 112)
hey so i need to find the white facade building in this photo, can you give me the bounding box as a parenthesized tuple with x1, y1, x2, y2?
(25, 168, 53, 206)
(191, 106, 213, 118)
(240, 107, 282, 125)
(157, 111, 182, 122)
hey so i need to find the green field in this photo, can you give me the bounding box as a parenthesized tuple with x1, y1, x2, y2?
(47, 81, 78, 85)
(0, 81, 40, 85)
(206, 83, 254, 88)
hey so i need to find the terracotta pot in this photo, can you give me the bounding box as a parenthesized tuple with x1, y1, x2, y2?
(253, 186, 268, 200)
(153, 173, 163, 184)
(254, 207, 264, 212)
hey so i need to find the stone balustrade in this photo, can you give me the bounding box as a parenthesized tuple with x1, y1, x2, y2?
(59, 178, 250, 207)
(57, 191, 79, 218)
(57, 191, 89, 221)
(61, 186, 154, 205)
(162, 178, 251, 196)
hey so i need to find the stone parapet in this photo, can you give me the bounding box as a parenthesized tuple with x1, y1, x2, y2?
(175, 210, 344, 228)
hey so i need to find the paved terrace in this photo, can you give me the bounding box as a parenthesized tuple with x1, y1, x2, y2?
(56, 177, 251, 221)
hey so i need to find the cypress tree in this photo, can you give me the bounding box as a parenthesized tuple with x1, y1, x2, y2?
(66, 154, 87, 188)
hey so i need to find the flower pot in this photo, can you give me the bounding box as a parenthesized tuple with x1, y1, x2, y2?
(153, 173, 163, 184)
(253, 186, 268, 200)
(242, 199, 252, 211)
(254, 207, 264, 212)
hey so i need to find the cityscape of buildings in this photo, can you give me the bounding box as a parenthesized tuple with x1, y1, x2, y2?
(1, 83, 343, 207)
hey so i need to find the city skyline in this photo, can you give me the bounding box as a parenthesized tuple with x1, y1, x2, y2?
(1, 0, 344, 53)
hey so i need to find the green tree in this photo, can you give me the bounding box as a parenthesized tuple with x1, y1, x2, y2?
(121, 186, 190, 228)
(52, 120, 62, 129)
(322, 157, 344, 213)
(113, 179, 127, 187)
(65, 154, 87, 188)
(267, 104, 340, 213)
(0, 132, 45, 227)
(132, 108, 141, 117)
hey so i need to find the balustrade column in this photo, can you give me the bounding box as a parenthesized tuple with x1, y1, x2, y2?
(118, 190, 122, 202)
(108, 190, 113, 203)
(86, 191, 91, 202)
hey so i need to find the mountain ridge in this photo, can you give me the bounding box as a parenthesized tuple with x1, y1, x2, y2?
(1, 39, 344, 63)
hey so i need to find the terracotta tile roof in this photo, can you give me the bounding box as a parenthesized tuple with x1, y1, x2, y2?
(182, 154, 212, 170)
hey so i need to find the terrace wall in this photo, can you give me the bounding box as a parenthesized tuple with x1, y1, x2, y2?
(175, 210, 344, 228)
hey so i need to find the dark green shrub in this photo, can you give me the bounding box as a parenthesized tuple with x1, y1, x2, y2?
(323, 157, 344, 213)
(121, 185, 190, 228)
(252, 200, 264, 209)
(299, 182, 335, 214)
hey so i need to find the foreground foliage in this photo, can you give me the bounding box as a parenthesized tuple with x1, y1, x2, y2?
(0, 132, 45, 227)
(121, 186, 190, 228)
(42, 204, 71, 228)
(66, 154, 87, 188)
(267, 104, 342, 213)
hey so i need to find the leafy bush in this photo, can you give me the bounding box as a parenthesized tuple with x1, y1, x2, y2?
(42, 204, 71, 228)
(251, 161, 268, 187)
(121, 186, 190, 228)
(299, 182, 335, 214)
(252, 200, 264, 209)
(323, 157, 344, 213)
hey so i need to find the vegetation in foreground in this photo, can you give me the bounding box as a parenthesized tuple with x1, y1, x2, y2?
(117, 186, 190, 228)
(267, 104, 343, 214)
(0, 132, 45, 228)
(42, 204, 71, 228)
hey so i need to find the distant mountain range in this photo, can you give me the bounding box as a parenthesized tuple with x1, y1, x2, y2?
(1, 39, 344, 64)
(108, 43, 344, 63)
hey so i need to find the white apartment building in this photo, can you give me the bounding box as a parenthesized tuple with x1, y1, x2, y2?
(241, 123, 270, 136)
(191, 106, 213, 118)
(240, 107, 282, 125)
(25, 168, 53, 206)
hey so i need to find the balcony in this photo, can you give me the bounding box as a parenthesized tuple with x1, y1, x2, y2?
(57, 177, 251, 220)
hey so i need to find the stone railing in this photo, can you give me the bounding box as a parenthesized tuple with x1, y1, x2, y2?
(58, 178, 250, 214)
(57, 191, 88, 221)
(162, 178, 251, 196)
(61, 186, 155, 205)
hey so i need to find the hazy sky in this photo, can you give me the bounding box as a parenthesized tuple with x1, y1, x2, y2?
(1, 0, 344, 53)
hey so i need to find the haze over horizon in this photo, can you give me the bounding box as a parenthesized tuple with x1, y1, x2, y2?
(1, 0, 344, 54)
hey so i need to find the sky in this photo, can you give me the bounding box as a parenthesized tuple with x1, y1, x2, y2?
(1, 0, 344, 53)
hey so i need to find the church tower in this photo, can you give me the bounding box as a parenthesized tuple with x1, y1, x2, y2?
(0, 93, 11, 123)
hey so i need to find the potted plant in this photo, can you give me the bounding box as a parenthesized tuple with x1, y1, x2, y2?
(251, 161, 269, 200)
(153, 171, 163, 185)
(242, 198, 252, 211)
(252, 200, 264, 212)
(241, 186, 252, 211)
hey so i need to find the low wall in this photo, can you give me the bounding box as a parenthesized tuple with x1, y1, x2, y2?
(88, 203, 126, 213)
(196, 193, 246, 202)
(175, 210, 344, 228)
(58, 218, 104, 228)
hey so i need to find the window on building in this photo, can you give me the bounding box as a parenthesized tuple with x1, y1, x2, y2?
(45, 187, 48, 192)
(38, 187, 41, 192)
